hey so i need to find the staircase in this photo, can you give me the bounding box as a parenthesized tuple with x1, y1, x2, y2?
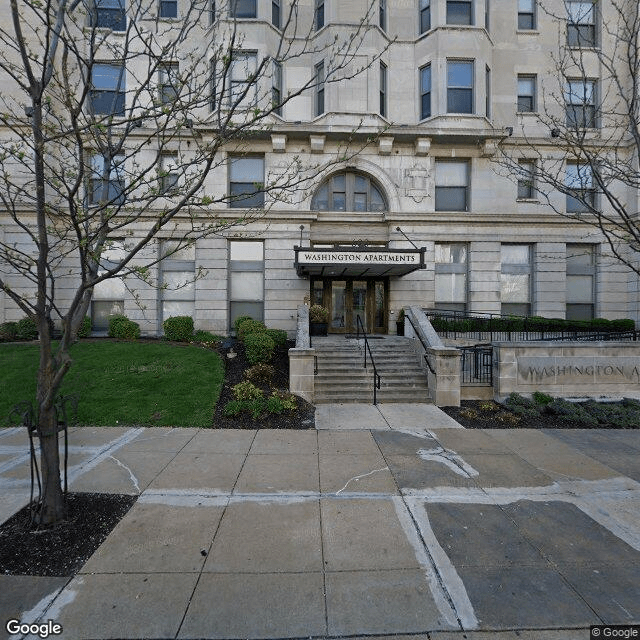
(313, 336, 431, 404)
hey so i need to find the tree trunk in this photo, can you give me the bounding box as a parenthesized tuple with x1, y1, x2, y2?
(37, 405, 65, 525)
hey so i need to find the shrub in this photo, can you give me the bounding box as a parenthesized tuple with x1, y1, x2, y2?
(265, 328, 287, 347)
(544, 398, 598, 426)
(532, 391, 553, 406)
(309, 305, 329, 323)
(163, 315, 194, 342)
(234, 315, 254, 334)
(267, 394, 285, 414)
(270, 390, 297, 411)
(248, 397, 268, 418)
(0, 321, 19, 342)
(237, 319, 267, 342)
(222, 400, 245, 417)
(77, 316, 91, 338)
(504, 392, 540, 418)
(232, 381, 264, 401)
(192, 330, 222, 345)
(244, 363, 276, 384)
(16, 317, 38, 340)
(108, 314, 140, 340)
(244, 332, 275, 364)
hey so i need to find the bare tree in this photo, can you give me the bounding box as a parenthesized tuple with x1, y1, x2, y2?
(495, 0, 640, 275)
(0, 0, 386, 524)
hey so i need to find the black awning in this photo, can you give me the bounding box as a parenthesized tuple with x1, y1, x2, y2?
(294, 246, 425, 277)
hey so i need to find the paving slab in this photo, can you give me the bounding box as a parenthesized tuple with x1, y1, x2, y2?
(425, 502, 548, 568)
(233, 453, 319, 493)
(317, 429, 384, 456)
(464, 453, 555, 488)
(121, 427, 198, 452)
(204, 500, 322, 572)
(501, 500, 640, 568)
(559, 562, 640, 624)
(326, 569, 456, 636)
(148, 452, 245, 492)
(315, 403, 389, 430)
(180, 429, 256, 454)
(378, 404, 464, 430)
(321, 497, 421, 571)
(52, 573, 199, 639)
(0, 576, 68, 640)
(319, 453, 397, 494)
(69, 450, 178, 494)
(385, 454, 480, 490)
(81, 502, 224, 573)
(65, 426, 142, 447)
(458, 565, 600, 629)
(543, 428, 638, 456)
(178, 572, 326, 639)
(573, 451, 640, 482)
(431, 429, 516, 455)
(430, 631, 589, 639)
(373, 430, 440, 457)
(248, 429, 317, 454)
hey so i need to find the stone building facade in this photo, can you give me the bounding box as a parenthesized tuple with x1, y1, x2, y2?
(1, 0, 638, 335)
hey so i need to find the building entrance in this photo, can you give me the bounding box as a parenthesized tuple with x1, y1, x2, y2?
(311, 278, 388, 334)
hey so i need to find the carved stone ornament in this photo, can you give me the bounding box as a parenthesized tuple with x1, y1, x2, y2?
(403, 164, 431, 202)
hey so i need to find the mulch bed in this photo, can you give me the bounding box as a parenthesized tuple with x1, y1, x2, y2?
(0, 493, 137, 576)
(212, 339, 315, 429)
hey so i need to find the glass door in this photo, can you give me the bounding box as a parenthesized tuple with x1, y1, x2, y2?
(330, 280, 347, 332)
(352, 281, 367, 332)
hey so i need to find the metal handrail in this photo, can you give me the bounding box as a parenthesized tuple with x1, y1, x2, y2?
(355, 314, 381, 405)
(404, 311, 436, 375)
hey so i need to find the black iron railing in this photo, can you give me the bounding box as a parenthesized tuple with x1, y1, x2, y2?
(460, 345, 493, 385)
(355, 315, 381, 405)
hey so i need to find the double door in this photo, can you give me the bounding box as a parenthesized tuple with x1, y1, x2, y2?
(311, 278, 388, 334)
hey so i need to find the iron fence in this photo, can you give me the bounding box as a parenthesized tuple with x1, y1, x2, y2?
(460, 344, 493, 385)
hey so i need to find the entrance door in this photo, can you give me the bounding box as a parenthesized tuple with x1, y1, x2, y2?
(311, 278, 388, 334)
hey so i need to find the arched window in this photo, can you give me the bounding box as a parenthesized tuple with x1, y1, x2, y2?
(311, 171, 387, 212)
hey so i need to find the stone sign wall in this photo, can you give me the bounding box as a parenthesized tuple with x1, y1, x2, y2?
(494, 342, 640, 399)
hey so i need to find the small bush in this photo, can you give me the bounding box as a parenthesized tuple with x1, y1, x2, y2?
(192, 330, 222, 345)
(222, 400, 245, 417)
(247, 397, 268, 419)
(309, 305, 329, 323)
(479, 401, 500, 412)
(532, 391, 554, 406)
(108, 314, 140, 340)
(267, 394, 285, 414)
(163, 315, 194, 342)
(244, 363, 276, 384)
(244, 332, 275, 364)
(270, 390, 297, 411)
(16, 317, 38, 340)
(265, 328, 287, 347)
(237, 319, 267, 342)
(234, 315, 254, 334)
(77, 316, 91, 338)
(0, 321, 19, 342)
(504, 393, 540, 418)
(544, 398, 598, 426)
(232, 381, 264, 401)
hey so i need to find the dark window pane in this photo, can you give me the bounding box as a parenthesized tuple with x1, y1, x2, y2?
(566, 303, 594, 320)
(421, 92, 431, 119)
(420, 5, 431, 32)
(230, 182, 264, 208)
(448, 88, 473, 113)
(501, 303, 530, 316)
(518, 12, 534, 29)
(332, 192, 346, 211)
(447, 1, 472, 24)
(435, 186, 467, 211)
(272, 0, 280, 26)
(231, 0, 256, 18)
(315, 0, 324, 29)
(90, 90, 125, 115)
(517, 95, 534, 112)
(567, 24, 595, 46)
(160, 0, 177, 17)
(95, 0, 126, 29)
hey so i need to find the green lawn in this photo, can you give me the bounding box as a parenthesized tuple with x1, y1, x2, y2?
(0, 341, 224, 427)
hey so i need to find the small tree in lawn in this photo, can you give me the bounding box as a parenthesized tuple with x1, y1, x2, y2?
(494, 0, 640, 276)
(0, 0, 386, 524)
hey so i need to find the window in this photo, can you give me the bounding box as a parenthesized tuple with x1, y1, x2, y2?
(517, 75, 536, 112)
(272, 0, 280, 27)
(229, 241, 264, 330)
(518, 0, 535, 29)
(230, 0, 256, 18)
(380, 62, 387, 117)
(566, 162, 595, 212)
(158, 154, 178, 194)
(90, 64, 125, 116)
(485, 0, 489, 29)
(435, 243, 468, 312)
(435, 160, 469, 211)
(209, 0, 216, 24)
(501, 244, 532, 316)
(420, 0, 430, 33)
(90, 154, 125, 205)
(92, 241, 126, 332)
(272, 60, 283, 115)
(517, 160, 535, 199)
(209, 59, 217, 111)
(420, 64, 431, 120)
(485, 65, 491, 118)
(566, 244, 596, 320)
(380, 0, 386, 30)
(447, 60, 473, 113)
(565, 79, 596, 128)
(159, 0, 177, 18)
(228, 156, 264, 208)
(315, 0, 324, 30)
(158, 62, 179, 104)
(315, 61, 325, 116)
(567, 0, 596, 47)
(93, 0, 126, 30)
(447, 0, 473, 25)
(160, 240, 196, 324)
(311, 172, 387, 212)
(229, 51, 257, 108)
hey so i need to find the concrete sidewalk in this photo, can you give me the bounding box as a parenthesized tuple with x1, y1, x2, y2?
(1, 410, 640, 639)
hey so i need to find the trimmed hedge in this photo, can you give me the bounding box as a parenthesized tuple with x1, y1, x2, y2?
(16, 317, 38, 340)
(77, 316, 91, 338)
(163, 315, 194, 342)
(244, 332, 275, 364)
(237, 319, 267, 342)
(0, 321, 19, 342)
(265, 328, 287, 346)
(108, 314, 140, 340)
(234, 315, 254, 334)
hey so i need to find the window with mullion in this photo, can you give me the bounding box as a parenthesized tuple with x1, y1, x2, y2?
(379, 62, 387, 117)
(272, 60, 283, 115)
(566, 162, 596, 212)
(93, 0, 126, 30)
(90, 153, 125, 205)
(311, 172, 387, 212)
(272, 0, 280, 27)
(435, 160, 469, 211)
(447, 0, 473, 25)
(420, 64, 431, 119)
(565, 79, 596, 128)
(229, 241, 264, 330)
(379, 0, 386, 30)
(158, 62, 179, 104)
(90, 63, 125, 116)
(229, 51, 257, 108)
(567, 0, 597, 47)
(315, 0, 324, 30)
(228, 156, 264, 208)
(435, 243, 468, 311)
(420, 0, 430, 33)
(315, 61, 325, 116)
(517, 75, 536, 112)
(501, 244, 532, 316)
(159, 154, 178, 194)
(517, 160, 535, 199)
(231, 0, 257, 18)
(518, 0, 535, 29)
(159, 0, 177, 18)
(447, 60, 473, 114)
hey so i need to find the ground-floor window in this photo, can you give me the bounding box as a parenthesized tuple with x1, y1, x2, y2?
(160, 240, 196, 325)
(229, 240, 264, 330)
(501, 243, 532, 316)
(566, 243, 596, 320)
(434, 242, 468, 311)
(92, 241, 126, 331)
